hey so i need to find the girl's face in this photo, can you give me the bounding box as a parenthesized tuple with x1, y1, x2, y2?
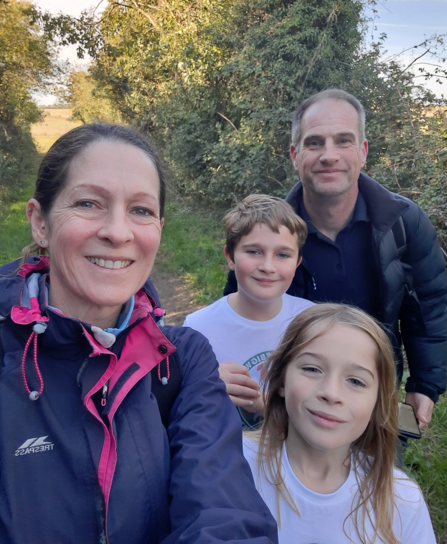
(279, 322, 379, 457)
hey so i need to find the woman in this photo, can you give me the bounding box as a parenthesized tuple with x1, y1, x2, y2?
(0, 124, 277, 543)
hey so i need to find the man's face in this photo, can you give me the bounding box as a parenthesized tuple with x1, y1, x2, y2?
(290, 99, 368, 199)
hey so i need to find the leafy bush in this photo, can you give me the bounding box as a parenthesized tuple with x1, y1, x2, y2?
(0, 0, 57, 200)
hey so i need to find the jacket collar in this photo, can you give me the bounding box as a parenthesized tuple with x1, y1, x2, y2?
(286, 172, 409, 234)
(0, 256, 162, 338)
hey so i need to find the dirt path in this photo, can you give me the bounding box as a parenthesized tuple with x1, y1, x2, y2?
(150, 265, 204, 325)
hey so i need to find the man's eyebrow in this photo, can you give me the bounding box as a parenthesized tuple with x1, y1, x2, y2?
(337, 131, 357, 139)
(302, 134, 324, 143)
(302, 131, 357, 143)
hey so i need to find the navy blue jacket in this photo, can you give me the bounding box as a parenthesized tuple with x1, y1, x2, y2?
(0, 257, 278, 543)
(225, 174, 447, 402)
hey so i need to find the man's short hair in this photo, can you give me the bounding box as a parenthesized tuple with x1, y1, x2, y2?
(291, 89, 366, 149)
(224, 194, 308, 260)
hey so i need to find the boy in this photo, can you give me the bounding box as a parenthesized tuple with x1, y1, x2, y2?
(184, 195, 313, 428)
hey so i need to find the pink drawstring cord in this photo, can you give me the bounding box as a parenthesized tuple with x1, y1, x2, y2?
(158, 355, 170, 385)
(21, 331, 44, 401)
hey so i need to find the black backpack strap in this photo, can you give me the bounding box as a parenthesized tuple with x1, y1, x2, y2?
(150, 349, 183, 428)
(392, 217, 419, 302)
(392, 216, 407, 259)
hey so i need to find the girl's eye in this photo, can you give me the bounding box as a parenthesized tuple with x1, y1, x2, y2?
(302, 366, 320, 374)
(348, 378, 367, 388)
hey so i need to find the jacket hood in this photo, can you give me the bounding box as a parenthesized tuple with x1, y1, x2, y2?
(286, 172, 410, 233)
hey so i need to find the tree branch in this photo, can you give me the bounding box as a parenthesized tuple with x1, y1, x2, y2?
(400, 49, 430, 74)
(130, 0, 160, 31)
(217, 112, 238, 131)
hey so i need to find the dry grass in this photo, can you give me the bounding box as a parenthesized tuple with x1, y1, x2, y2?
(31, 109, 81, 152)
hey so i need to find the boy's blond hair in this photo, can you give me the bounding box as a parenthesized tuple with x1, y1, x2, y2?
(224, 194, 307, 260)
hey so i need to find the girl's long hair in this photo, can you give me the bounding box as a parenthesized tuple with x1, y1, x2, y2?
(256, 303, 400, 544)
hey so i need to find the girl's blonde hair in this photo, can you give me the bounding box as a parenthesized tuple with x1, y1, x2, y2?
(256, 303, 399, 544)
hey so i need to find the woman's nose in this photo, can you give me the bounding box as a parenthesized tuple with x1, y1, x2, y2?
(97, 209, 134, 246)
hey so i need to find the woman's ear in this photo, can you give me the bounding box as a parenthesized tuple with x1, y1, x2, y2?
(27, 199, 48, 248)
(278, 385, 285, 397)
(224, 245, 235, 271)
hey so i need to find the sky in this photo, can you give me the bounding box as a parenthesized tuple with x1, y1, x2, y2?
(364, 0, 447, 96)
(33, 0, 447, 104)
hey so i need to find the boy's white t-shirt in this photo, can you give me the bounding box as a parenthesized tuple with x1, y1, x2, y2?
(184, 294, 314, 384)
(243, 438, 436, 544)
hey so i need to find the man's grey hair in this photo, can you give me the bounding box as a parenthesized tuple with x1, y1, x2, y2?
(291, 89, 366, 149)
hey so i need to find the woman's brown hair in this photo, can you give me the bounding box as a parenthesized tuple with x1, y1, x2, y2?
(254, 303, 400, 544)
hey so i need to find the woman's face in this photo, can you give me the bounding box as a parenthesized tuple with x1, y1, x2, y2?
(30, 140, 163, 322)
(279, 322, 379, 458)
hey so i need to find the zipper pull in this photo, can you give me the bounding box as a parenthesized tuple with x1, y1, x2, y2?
(101, 381, 108, 407)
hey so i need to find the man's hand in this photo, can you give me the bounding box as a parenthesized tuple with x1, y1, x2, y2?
(218, 362, 264, 413)
(405, 392, 434, 428)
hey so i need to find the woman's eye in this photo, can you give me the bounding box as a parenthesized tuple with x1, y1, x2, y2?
(132, 207, 153, 216)
(348, 378, 366, 388)
(76, 200, 95, 208)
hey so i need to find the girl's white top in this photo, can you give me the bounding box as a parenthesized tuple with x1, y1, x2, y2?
(243, 438, 436, 544)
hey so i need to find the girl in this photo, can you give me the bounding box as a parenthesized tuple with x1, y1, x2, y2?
(244, 303, 436, 544)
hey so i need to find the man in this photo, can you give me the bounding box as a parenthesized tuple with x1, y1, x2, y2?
(225, 89, 447, 426)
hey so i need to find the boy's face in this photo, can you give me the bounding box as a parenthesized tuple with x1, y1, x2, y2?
(225, 223, 301, 305)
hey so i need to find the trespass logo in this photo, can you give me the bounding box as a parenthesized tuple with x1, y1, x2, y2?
(15, 436, 54, 456)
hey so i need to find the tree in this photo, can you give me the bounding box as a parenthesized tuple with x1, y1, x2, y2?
(61, 67, 121, 123)
(0, 0, 57, 199)
(78, 0, 365, 202)
(65, 0, 447, 248)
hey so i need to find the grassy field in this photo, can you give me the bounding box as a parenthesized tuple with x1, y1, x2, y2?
(31, 108, 81, 153)
(157, 200, 228, 304)
(0, 184, 34, 264)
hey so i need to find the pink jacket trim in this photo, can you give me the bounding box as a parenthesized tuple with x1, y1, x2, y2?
(17, 256, 50, 277)
(81, 295, 176, 512)
(11, 297, 49, 325)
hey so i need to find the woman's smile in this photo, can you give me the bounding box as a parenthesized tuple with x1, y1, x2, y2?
(86, 257, 133, 270)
